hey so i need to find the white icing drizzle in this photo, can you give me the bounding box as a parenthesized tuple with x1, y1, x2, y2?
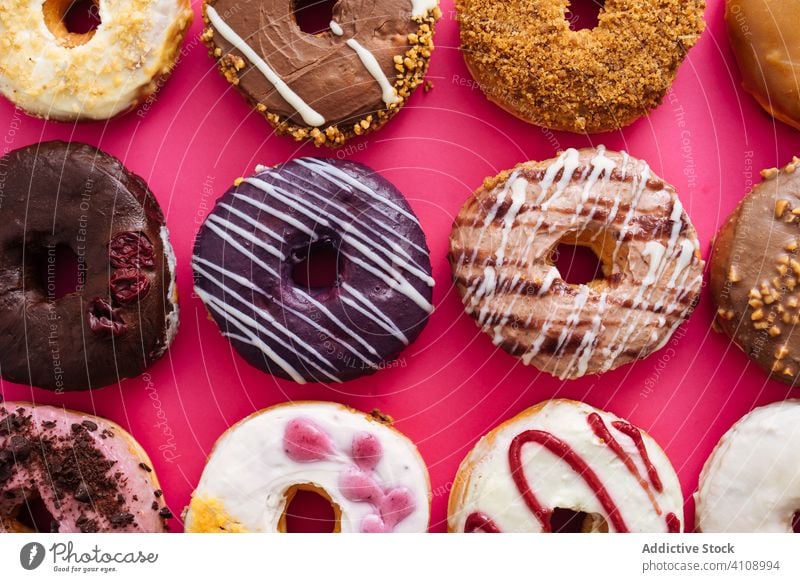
(205, 5, 325, 127)
(329, 20, 344, 36)
(345, 39, 401, 105)
(410, 0, 438, 18)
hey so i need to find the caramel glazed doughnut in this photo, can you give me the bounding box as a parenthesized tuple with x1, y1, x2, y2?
(184, 401, 431, 532)
(448, 400, 684, 533)
(449, 148, 704, 380)
(696, 400, 800, 532)
(0, 402, 171, 533)
(726, 0, 800, 130)
(0, 0, 193, 121)
(711, 157, 800, 384)
(456, 0, 705, 133)
(0, 142, 179, 391)
(201, 0, 441, 146)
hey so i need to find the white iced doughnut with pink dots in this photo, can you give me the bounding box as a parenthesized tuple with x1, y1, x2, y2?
(184, 401, 430, 533)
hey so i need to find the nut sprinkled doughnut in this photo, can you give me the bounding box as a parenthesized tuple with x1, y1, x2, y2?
(1, 402, 171, 533)
(201, 0, 440, 146)
(448, 400, 684, 533)
(711, 157, 800, 384)
(456, 0, 706, 133)
(192, 157, 433, 384)
(184, 401, 431, 533)
(0, 0, 193, 121)
(449, 148, 704, 380)
(0, 142, 179, 391)
(726, 0, 800, 130)
(696, 400, 800, 532)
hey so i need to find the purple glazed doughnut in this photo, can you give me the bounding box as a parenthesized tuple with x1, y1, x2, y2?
(192, 157, 434, 384)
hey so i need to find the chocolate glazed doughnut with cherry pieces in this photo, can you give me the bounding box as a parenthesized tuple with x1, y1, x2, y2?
(449, 148, 704, 380)
(200, 0, 441, 146)
(0, 142, 179, 391)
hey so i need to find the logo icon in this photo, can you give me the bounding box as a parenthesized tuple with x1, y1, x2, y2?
(20, 542, 46, 570)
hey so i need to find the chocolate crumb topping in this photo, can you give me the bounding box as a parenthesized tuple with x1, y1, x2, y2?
(81, 420, 98, 432)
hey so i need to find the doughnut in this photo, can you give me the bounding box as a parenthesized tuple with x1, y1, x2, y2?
(192, 157, 433, 384)
(456, 0, 706, 133)
(711, 157, 800, 384)
(448, 399, 684, 533)
(0, 0, 193, 121)
(726, 0, 800, 130)
(184, 401, 430, 532)
(449, 147, 704, 380)
(200, 0, 441, 146)
(696, 400, 800, 532)
(0, 401, 171, 532)
(0, 141, 179, 391)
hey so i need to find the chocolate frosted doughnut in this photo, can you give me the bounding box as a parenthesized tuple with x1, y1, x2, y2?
(201, 0, 440, 146)
(711, 157, 800, 384)
(192, 157, 434, 384)
(0, 142, 179, 391)
(449, 148, 704, 380)
(0, 402, 171, 533)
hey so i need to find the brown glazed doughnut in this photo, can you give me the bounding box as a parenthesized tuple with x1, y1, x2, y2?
(711, 157, 800, 384)
(726, 0, 800, 130)
(456, 0, 706, 133)
(201, 0, 441, 147)
(449, 148, 704, 380)
(0, 142, 179, 391)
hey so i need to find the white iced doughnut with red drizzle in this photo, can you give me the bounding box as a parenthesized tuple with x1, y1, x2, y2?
(695, 400, 800, 533)
(448, 400, 683, 533)
(449, 147, 704, 380)
(0, 0, 193, 121)
(184, 401, 430, 533)
(0, 402, 170, 533)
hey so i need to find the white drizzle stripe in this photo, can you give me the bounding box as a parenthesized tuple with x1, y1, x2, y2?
(329, 20, 343, 35)
(202, 219, 281, 279)
(218, 201, 286, 244)
(296, 289, 381, 357)
(193, 266, 340, 381)
(205, 6, 325, 127)
(342, 282, 410, 344)
(192, 256, 378, 368)
(277, 169, 429, 258)
(207, 213, 285, 261)
(343, 251, 433, 312)
(231, 192, 317, 239)
(194, 288, 306, 383)
(345, 39, 401, 105)
(294, 158, 420, 225)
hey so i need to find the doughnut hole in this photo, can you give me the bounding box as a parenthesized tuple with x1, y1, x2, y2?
(793, 511, 800, 533)
(291, 238, 342, 290)
(549, 228, 614, 287)
(550, 507, 609, 533)
(279, 484, 341, 533)
(35, 243, 83, 300)
(565, 0, 605, 32)
(292, 0, 336, 35)
(13, 495, 58, 533)
(43, 0, 101, 48)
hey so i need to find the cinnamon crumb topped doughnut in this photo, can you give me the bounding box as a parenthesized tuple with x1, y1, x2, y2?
(0, 402, 171, 533)
(696, 400, 800, 532)
(456, 0, 706, 133)
(449, 148, 704, 380)
(448, 400, 684, 533)
(711, 156, 800, 384)
(0, 0, 193, 120)
(184, 401, 430, 533)
(201, 0, 441, 147)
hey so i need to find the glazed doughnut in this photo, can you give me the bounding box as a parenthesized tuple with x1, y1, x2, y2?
(456, 0, 705, 133)
(201, 0, 440, 146)
(726, 0, 800, 130)
(192, 157, 433, 384)
(696, 400, 800, 532)
(711, 157, 800, 384)
(184, 401, 430, 533)
(0, 0, 193, 120)
(448, 399, 684, 533)
(0, 402, 171, 533)
(0, 142, 179, 391)
(449, 148, 704, 380)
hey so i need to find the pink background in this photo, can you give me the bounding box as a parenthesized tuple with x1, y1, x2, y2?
(2, 0, 800, 533)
